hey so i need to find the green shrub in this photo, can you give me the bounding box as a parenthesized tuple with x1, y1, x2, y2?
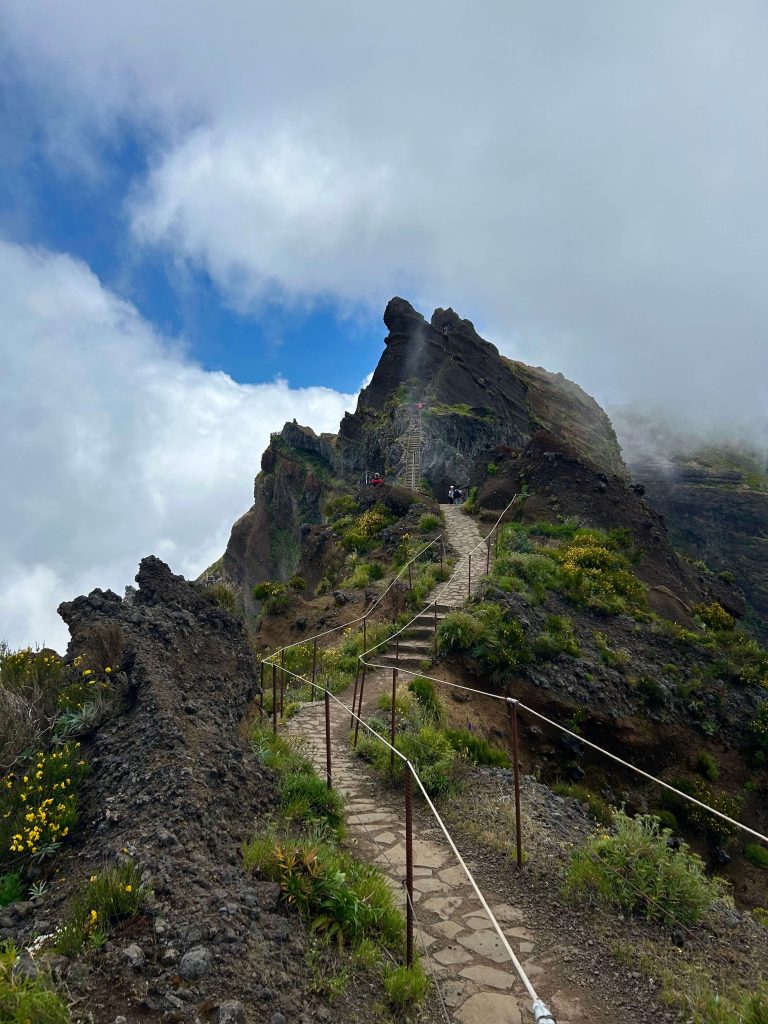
(552, 782, 613, 825)
(289, 574, 307, 592)
(653, 809, 680, 833)
(694, 602, 735, 631)
(437, 611, 487, 652)
(206, 582, 238, 614)
(446, 729, 510, 767)
(394, 728, 456, 795)
(417, 514, 441, 532)
(324, 495, 359, 522)
(745, 843, 768, 869)
(696, 751, 719, 782)
(383, 962, 430, 1010)
(253, 580, 292, 615)
(0, 941, 70, 1024)
(244, 835, 403, 950)
(1, 742, 88, 869)
(557, 536, 646, 615)
(594, 631, 629, 671)
(280, 772, 345, 839)
(0, 873, 22, 908)
(566, 811, 729, 926)
(486, 462, 499, 476)
(55, 862, 149, 956)
(748, 705, 768, 756)
(408, 677, 444, 725)
(635, 674, 667, 707)
(533, 615, 580, 660)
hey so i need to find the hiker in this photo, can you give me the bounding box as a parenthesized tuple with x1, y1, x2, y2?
(371, 472, 384, 487)
(448, 484, 455, 503)
(454, 486, 463, 504)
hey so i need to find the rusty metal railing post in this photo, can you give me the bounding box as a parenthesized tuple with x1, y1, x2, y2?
(280, 649, 285, 716)
(468, 553, 472, 597)
(486, 534, 491, 574)
(404, 762, 414, 967)
(390, 667, 398, 767)
(258, 662, 264, 721)
(363, 614, 367, 649)
(433, 600, 438, 655)
(311, 637, 318, 690)
(440, 536, 444, 576)
(325, 688, 332, 790)
(353, 664, 367, 747)
(408, 561, 413, 597)
(506, 698, 523, 870)
(395, 632, 400, 667)
(271, 663, 277, 735)
(350, 665, 361, 728)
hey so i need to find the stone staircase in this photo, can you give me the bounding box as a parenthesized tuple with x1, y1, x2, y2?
(403, 406, 423, 491)
(370, 502, 487, 672)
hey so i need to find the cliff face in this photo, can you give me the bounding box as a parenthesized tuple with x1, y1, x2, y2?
(223, 422, 341, 612)
(222, 297, 630, 604)
(337, 298, 624, 496)
(627, 448, 768, 638)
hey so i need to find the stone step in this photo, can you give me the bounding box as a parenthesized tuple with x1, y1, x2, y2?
(376, 653, 430, 669)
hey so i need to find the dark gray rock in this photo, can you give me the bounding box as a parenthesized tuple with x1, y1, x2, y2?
(178, 946, 212, 980)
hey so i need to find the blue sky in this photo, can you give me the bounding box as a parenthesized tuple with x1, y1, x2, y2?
(1, 0, 766, 649)
(0, 83, 384, 392)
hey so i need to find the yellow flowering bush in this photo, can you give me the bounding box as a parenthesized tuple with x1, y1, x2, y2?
(556, 537, 647, 615)
(1, 743, 88, 867)
(55, 862, 149, 956)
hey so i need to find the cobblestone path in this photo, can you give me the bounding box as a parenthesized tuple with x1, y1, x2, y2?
(285, 507, 587, 1023)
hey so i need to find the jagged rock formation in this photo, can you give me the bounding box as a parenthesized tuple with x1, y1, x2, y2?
(0, 558, 366, 1023)
(223, 297, 626, 608)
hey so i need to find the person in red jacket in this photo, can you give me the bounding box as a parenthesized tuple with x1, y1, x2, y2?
(371, 472, 384, 486)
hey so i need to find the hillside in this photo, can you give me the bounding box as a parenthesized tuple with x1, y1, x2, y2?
(2, 297, 766, 1024)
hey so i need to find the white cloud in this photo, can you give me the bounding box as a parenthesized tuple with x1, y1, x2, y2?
(0, 239, 355, 651)
(5, 1, 763, 427)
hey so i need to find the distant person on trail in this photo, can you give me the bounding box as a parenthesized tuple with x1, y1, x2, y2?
(453, 486, 463, 504)
(371, 472, 384, 487)
(448, 485, 455, 503)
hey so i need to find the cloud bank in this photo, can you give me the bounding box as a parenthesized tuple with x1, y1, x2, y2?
(3, 1, 767, 429)
(0, 240, 355, 650)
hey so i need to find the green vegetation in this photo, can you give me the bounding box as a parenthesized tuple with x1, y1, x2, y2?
(206, 581, 238, 614)
(594, 631, 629, 671)
(425, 402, 486, 418)
(552, 782, 613, 825)
(337, 505, 395, 554)
(696, 751, 719, 782)
(745, 843, 768, 869)
(253, 580, 292, 615)
(0, 941, 70, 1024)
(445, 729, 510, 767)
(694, 602, 735, 632)
(54, 862, 149, 956)
(533, 614, 580, 660)
(289, 574, 307, 592)
(0, 873, 22, 908)
(417, 513, 441, 532)
(245, 729, 427, 1009)
(342, 559, 385, 589)
(491, 520, 647, 615)
(566, 811, 729, 926)
(486, 462, 499, 475)
(437, 603, 531, 684)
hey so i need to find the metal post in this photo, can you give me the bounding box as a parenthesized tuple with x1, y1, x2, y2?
(468, 553, 472, 597)
(433, 600, 438, 655)
(486, 534, 491, 574)
(350, 665, 361, 728)
(258, 662, 264, 721)
(495, 528, 499, 557)
(353, 665, 367, 747)
(390, 667, 398, 767)
(440, 537, 444, 576)
(395, 632, 400, 667)
(325, 688, 332, 790)
(280, 649, 285, 716)
(363, 615, 367, 649)
(404, 762, 414, 968)
(312, 637, 318, 690)
(408, 562, 413, 596)
(506, 700, 523, 870)
(271, 663, 277, 735)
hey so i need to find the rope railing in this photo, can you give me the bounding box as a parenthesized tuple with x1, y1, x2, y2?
(264, 660, 556, 1023)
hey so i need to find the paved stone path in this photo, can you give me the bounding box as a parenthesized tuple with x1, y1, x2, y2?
(286, 505, 587, 1024)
